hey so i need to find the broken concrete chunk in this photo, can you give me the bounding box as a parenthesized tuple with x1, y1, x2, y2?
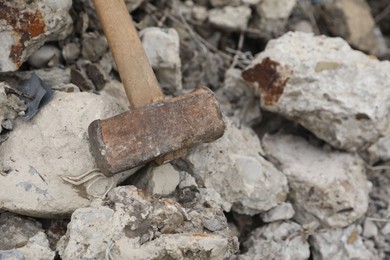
(209, 6, 252, 32)
(133, 164, 180, 196)
(141, 27, 182, 94)
(185, 118, 289, 215)
(0, 90, 138, 217)
(81, 32, 108, 62)
(57, 186, 238, 259)
(0, 232, 55, 260)
(314, 0, 379, 54)
(233, 221, 310, 260)
(310, 225, 375, 260)
(0, 0, 72, 72)
(261, 202, 295, 223)
(0, 212, 43, 250)
(243, 32, 390, 152)
(262, 133, 369, 228)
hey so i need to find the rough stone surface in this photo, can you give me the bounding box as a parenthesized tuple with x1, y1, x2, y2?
(243, 32, 390, 152)
(0, 90, 138, 217)
(28, 44, 61, 68)
(0, 82, 26, 134)
(251, 0, 296, 38)
(0, 232, 55, 260)
(233, 221, 310, 260)
(133, 163, 181, 196)
(0, 212, 43, 250)
(0, 0, 72, 72)
(209, 6, 252, 32)
(140, 27, 182, 94)
(261, 202, 295, 223)
(81, 32, 108, 62)
(57, 186, 239, 259)
(314, 0, 379, 54)
(310, 225, 375, 260)
(262, 133, 370, 228)
(185, 119, 289, 216)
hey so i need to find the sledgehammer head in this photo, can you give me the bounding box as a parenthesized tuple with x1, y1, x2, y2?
(88, 87, 225, 177)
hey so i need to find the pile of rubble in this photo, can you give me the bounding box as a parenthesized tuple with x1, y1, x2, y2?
(0, 0, 389, 259)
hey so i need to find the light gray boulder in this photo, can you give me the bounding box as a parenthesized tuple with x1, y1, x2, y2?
(243, 32, 390, 152)
(262, 133, 370, 228)
(185, 119, 289, 216)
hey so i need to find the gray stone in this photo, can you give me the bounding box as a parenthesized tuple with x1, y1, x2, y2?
(262, 133, 370, 228)
(210, 0, 239, 7)
(81, 32, 108, 62)
(0, 82, 25, 134)
(192, 5, 208, 22)
(310, 225, 375, 260)
(380, 222, 390, 236)
(125, 0, 145, 12)
(261, 202, 295, 223)
(363, 219, 378, 238)
(0, 90, 139, 217)
(62, 42, 81, 64)
(57, 186, 238, 259)
(134, 163, 181, 196)
(0, 212, 43, 250)
(186, 118, 289, 215)
(178, 171, 198, 189)
(0, 0, 72, 72)
(209, 6, 252, 32)
(314, 0, 379, 54)
(35, 67, 71, 87)
(141, 27, 182, 94)
(0, 232, 55, 260)
(28, 45, 62, 68)
(234, 221, 310, 260)
(243, 32, 390, 152)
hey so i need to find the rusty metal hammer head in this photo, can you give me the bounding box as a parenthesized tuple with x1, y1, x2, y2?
(88, 87, 225, 177)
(88, 0, 225, 177)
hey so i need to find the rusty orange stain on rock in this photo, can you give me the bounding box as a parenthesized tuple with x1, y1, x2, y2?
(0, 3, 46, 68)
(241, 57, 291, 106)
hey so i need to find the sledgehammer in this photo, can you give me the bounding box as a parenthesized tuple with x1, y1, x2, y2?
(88, 0, 225, 177)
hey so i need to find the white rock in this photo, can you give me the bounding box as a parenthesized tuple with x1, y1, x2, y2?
(0, 232, 55, 260)
(234, 221, 310, 260)
(380, 222, 390, 236)
(256, 0, 296, 19)
(134, 163, 180, 196)
(0, 90, 139, 217)
(192, 5, 208, 22)
(28, 45, 62, 68)
(209, 6, 252, 31)
(261, 202, 295, 222)
(363, 219, 378, 238)
(178, 171, 198, 189)
(242, 32, 390, 152)
(186, 119, 289, 215)
(57, 186, 238, 259)
(262, 133, 369, 228)
(310, 225, 375, 260)
(140, 27, 182, 93)
(0, 0, 72, 72)
(210, 0, 239, 7)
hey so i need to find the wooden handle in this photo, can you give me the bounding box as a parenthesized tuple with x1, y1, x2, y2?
(92, 0, 163, 108)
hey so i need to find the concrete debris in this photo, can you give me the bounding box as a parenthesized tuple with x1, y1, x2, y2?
(141, 27, 182, 94)
(81, 32, 108, 62)
(28, 45, 62, 68)
(0, 82, 26, 134)
(185, 118, 289, 215)
(261, 202, 295, 223)
(0, 232, 55, 260)
(57, 186, 238, 259)
(133, 163, 181, 196)
(0, 212, 43, 250)
(262, 133, 369, 228)
(0, 91, 138, 217)
(310, 225, 376, 260)
(209, 6, 252, 32)
(314, 0, 379, 54)
(243, 32, 390, 152)
(363, 219, 378, 238)
(233, 221, 310, 260)
(0, 0, 72, 72)
(62, 42, 81, 64)
(251, 0, 297, 38)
